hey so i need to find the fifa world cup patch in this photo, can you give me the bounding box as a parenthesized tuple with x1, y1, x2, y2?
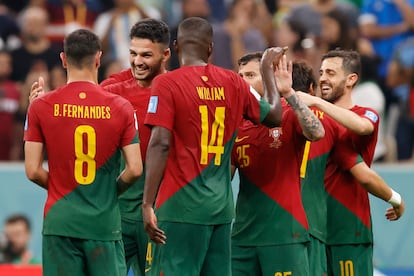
(147, 96, 158, 113)
(364, 110, 378, 123)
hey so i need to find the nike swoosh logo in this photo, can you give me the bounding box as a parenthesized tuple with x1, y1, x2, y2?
(235, 136, 249, 142)
(145, 268, 151, 272)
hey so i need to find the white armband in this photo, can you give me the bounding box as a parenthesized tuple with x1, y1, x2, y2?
(388, 189, 402, 207)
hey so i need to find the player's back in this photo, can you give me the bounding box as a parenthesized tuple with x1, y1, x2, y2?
(146, 64, 265, 224)
(26, 81, 138, 240)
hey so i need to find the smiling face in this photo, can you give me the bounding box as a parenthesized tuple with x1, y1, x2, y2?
(318, 57, 348, 103)
(238, 59, 264, 96)
(129, 37, 170, 87)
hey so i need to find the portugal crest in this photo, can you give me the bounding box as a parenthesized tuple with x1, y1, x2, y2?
(269, 127, 282, 148)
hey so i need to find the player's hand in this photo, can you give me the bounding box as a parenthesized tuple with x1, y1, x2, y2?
(385, 200, 405, 221)
(260, 46, 286, 72)
(274, 54, 293, 96)
(142, 205, 166, 244)
(29, 76, 46, 103)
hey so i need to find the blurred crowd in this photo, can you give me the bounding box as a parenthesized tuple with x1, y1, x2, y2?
(0, 0, 413, 163)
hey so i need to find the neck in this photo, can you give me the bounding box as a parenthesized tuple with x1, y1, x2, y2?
(66, 68, 97, 84)
(334, 91, 354, 109)
(179, 56, 208, 67)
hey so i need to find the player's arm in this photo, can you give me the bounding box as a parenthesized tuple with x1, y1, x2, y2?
(142, 126, 169, 245)
(274, 55, 325, 141)
(349, 162, 405, 220)
(297, 92, 374, 135)
(24, 141, 49, 190)
(259, 47, 283, 128)
(117, 143, 143, 196)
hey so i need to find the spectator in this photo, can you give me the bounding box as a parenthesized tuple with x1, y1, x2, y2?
(386, 37, 414, 162)
(359, 0, 414, 111)
(11, 6, 61, 83)
(1, 214, 40, 264)
(0, 50, 21, 160)
(93, 0, 161, 68)
(168, 0, 211, 70)
(0, 4, 20, 51)
(212, 0, 268, 70)
(288, 0, 359, 39)
(45, 0, 103, 49)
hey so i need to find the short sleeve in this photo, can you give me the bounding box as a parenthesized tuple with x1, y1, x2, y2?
(144, 75, 176, 130)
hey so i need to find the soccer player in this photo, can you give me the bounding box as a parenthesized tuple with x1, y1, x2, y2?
(24, 29, 143, 276)
(142, 17, 284, 275)
(100, 19, 171, 276)
(298, 49, 405, 276)
(29, 19, 171, 276)
(231, 53, 324, 275)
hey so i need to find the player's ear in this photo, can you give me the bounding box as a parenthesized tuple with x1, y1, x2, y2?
(163, 47, 171, 63)
(208, 42, 213, 58)
(347, 73, 358, 87)
(60, 52, 67, 69)
(95, 51, 102, 68)
(173, 39, 178, 55)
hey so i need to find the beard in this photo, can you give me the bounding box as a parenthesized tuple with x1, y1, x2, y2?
(322, 79, 346, 103)
(133, 58, 163, 82)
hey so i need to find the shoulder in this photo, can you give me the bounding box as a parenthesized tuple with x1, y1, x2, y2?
(101, 69, 133, 87)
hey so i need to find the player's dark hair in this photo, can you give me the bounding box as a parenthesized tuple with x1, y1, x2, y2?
(292, 61, 317, 93)
(238, 51, 263, 66)
(5, 214, 31, 231)
(130, 18, 170, 46)
(64, 29, 101, 69)
(178, 17, 213, 42)
(322, 49, 361, 77)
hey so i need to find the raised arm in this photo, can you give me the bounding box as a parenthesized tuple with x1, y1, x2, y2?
(142, 126, 170, 244)
(259, 47, 284, 128)
(350, 162, 405, 220)
(297, 92, 375, 135)
(274, 55, 325, 141)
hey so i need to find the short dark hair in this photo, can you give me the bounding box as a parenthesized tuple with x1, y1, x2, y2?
(238, 51, 263, 66)
(64, 29, 101, 68)
(129, 18, 170, 46)
(178, 17, 213, 42)
(321, 49, 361, 77)
(5, 214, 31, 232)
(292, 61, 317, 93)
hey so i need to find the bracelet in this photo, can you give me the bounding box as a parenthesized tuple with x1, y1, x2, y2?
(388, 189, 402, 207)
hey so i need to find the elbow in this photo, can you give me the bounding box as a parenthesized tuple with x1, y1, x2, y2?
(262, 108, 283, 128)
(305, 125, 325, 141)
(25, 168, 42, 184)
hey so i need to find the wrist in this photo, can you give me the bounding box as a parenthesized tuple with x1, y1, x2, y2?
(142, 202, 154, 209)
(281, 88, 295, 98)
(388, 189, 402, 207)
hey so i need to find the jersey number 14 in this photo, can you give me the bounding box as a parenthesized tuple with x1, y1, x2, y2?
(199, 105, 225, 166)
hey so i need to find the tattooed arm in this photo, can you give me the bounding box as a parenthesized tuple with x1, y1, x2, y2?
(274, 55, 325, 141)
